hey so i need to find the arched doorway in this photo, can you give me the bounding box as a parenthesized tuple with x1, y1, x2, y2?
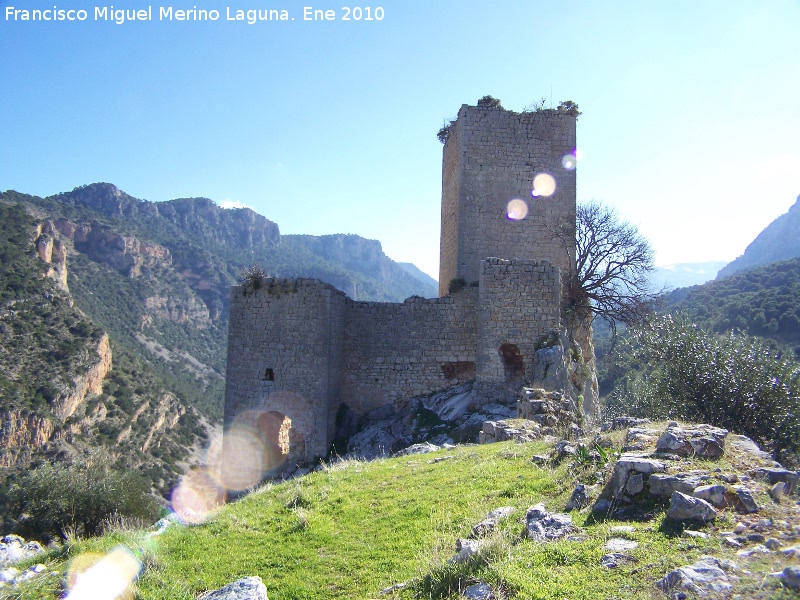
(255, 411, 293, 474)
(499, 343, 525, 380)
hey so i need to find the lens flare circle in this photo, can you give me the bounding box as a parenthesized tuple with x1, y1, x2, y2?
(65, 547, 142, 600)
(171, 468, 225, 525)
(218, 426, 267, 491)
(532, 173, 556, 197)
(561, 154, 576, 170)
(506, 199, 529, 221)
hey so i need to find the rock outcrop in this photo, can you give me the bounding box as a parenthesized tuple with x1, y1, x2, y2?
(52, 333, 112, 421)
(656, 555, 737, 597)
(198, 576, 268, 600)
(54, 218, 172, 279)
(35, 220, 69, 294)
(0, 412, 57, 469)
(525, 504, 575, 541)
(144, 295, 211, 329)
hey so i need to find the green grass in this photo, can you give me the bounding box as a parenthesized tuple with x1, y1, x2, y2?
(6, 437, 800, 599)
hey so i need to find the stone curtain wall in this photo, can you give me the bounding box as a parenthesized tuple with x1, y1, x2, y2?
(439, 105, 576, 290)
(224, 279, 347, 460)
(340, 289, 479, 414)
(477, 258, 561, 385)
(226, 281, 481, 462)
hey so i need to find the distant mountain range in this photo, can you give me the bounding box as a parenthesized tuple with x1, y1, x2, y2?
(651, 261, 728, 290)
(0, 183, 437, 497)
(717, 195, 800, 279)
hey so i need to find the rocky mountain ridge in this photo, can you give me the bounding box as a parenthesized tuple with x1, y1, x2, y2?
(718, 194, 800, 279)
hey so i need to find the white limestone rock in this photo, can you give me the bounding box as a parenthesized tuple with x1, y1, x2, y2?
(199, 577, 268, 600)
(449, 539, 484, 564)
(648, 473, 710, 499)
(667, 492, 717, 523)
(471, 506, 515, 538)
(525, 504, 574, 541)
(656, 556, 736, 596)
(656, 424, 728, 458)
(612, 455, 666, 498)
(463, 582, 494, 599)
(692, 484, 727, 508)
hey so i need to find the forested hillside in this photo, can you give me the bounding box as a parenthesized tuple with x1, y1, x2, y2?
(666, 257, 800, 356)
(0, 202, 206, 505)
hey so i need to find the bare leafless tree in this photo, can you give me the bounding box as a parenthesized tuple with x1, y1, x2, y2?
(553, 201, 659, 333)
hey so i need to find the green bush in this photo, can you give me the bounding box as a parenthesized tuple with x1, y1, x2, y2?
(608, 313, 800, 463)
(7, 451, 158, 540)
(448, 277, 467, 294)
(476, 95, 502, 108)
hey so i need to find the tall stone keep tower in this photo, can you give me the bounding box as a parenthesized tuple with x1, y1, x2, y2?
(439, 105, 577, 296)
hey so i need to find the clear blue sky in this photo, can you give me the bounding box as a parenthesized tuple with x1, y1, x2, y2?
(2, 0, 798, 279)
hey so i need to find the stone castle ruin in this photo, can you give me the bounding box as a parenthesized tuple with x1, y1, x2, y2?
(224, 103, 598, 478)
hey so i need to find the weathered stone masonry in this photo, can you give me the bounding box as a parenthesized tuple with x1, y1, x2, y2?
(224, 104, 585, 471)
(439, 105, 576, 295)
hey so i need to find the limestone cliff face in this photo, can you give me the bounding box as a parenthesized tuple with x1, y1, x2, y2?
(52, 333, 112, 422)
(54, 218, 172, 278)
(0, 411, 58, 468)
(144, 295, 211, 329)
(35, 220, 69, 294)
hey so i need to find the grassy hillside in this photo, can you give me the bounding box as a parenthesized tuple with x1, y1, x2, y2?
(10, 430, 800, 599)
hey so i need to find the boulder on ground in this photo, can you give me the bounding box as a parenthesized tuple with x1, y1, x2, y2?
(780, 566, 800, 590)
(753, 467, 798, 493)
(463, 582, 494, 599)
(622, 427, 659, 452)
(655, 556, 736, 596)
(692, 484, 727, 509)
(727, 434, 772, 460)
(666, 491, 717, 523)
(601, 553, 637, 568)
(0, 535, 45, 567)
(612, 455, 666, 498)
(525, 504, 574, 541)
(647, 473, 710, 499)
(770, 481, 788, 502)
(478, 420, 541, 444)
(565, 484, 592, 511)
(471, 506, 515, 538)
(393, 443, 440, 457)
(656, 424, 728, 458)
(198, 577, 268, 600)
(449, 539, 483, 564)
(726, 486, 759, 514)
